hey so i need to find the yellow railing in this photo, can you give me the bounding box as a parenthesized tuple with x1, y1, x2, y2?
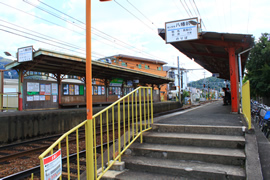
(242, 80, 251, 129)
(0, 92, 18, 111)
(39, 86, 153, 180)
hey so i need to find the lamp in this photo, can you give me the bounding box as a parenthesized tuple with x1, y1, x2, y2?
(4, 51, 12, 56)
(189, 20, 199, 26)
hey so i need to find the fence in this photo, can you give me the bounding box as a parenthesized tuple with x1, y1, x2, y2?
(0, 92, 18, 111)
(242, 80, 251, 129)
(39, 86, 153, 180)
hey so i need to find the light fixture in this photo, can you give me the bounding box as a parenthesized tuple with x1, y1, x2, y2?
(189, 20, 199, 26)
(4, 51, 12, 56)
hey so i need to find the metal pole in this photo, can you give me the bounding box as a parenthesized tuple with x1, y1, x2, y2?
(177, 56, 181, 103)
(238, 47, 252, 110)
(86, 0, 94, 180)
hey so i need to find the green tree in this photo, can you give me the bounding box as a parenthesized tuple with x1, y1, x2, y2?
(245, 33, 270, 98)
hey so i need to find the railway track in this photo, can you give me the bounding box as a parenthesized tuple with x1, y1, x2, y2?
(0, 103, 208, 179)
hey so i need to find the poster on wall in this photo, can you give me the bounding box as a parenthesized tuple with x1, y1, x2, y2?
(79, 85, 84, 95)
(109, 87, 112, 95)
(45, 95, 50, 101)
(40, 84, 45, 95)
(63, 84, 69, 95)
(69, 85, 74, 95)
(75, 85, 79, 95)
(115, 87, 118, 95)
(45, 84, 51, 95)
(98, 86, 102, 95)
(52, 83, 58, 95)
(27, 96, 33, 101)
(40, 95, 45, 101)
(94, 86, 98, 95)
(27, 82, 39, 95)
(34, 95, 40, 101)
(118, 87, 121, 95)
(101, 86, 105, 95)
(53, 95, 57, 102)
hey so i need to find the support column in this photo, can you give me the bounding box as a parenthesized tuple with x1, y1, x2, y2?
(228, 47, 239, 113)
(18, 69, 24, 111)
(0, 71, 3, 112)
(57, 73, 62, 108)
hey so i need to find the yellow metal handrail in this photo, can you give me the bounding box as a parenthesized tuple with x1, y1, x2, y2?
(242, 80, 251, 129)
(0, 92, 18, 111)
(39, 86, 153, 180)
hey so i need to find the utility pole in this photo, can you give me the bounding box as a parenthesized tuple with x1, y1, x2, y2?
(177, 56, 181, 104)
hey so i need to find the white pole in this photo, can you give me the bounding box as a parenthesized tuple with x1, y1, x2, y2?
(238, 47, 252, 109)
(177, 56, 181, 104)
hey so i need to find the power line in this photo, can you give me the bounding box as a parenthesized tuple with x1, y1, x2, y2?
(114, 0, 155, 32)
(126, 0, 157, 28)
(183, 0, 194, 17)
(0, 23, 85, 52)
(180, 0, 191, 17)
(0, 1, 85, 36)
(23, 0, 85, 30)
(25, 0, 161, 60)
(192, 0, 207, 30)
(38, 0, 85, 25)
(0, 28, 86, 55)
(0, 18, 85, 51)
(189, 0, 199, 17)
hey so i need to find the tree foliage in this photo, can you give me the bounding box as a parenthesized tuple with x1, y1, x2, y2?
(245, 33, 270, 98)
(188, 76, 226, 90)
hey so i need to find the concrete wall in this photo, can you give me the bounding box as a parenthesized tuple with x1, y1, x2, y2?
(0, 101, 181, 144)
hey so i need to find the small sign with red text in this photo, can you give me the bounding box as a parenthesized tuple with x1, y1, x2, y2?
(43, 149, 62, 180)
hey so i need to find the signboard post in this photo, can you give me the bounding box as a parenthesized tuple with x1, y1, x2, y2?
(43, 149, 62, 180)
(165, 18, 199, 43)
(17, 46, 33, 62)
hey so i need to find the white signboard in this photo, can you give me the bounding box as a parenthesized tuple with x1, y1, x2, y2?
(18, 46, 33, 62)
(43, 149, 62, 180)
(165, 18, 198, 43)
(27, 82, 39, 92)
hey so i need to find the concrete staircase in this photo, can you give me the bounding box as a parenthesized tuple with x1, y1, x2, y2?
(103, 123, 246, 180)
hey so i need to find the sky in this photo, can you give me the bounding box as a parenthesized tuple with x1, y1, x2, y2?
(0, 0, 269, 82)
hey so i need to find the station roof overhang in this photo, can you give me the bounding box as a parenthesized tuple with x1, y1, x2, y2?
(5, 49, 174, 85)
(158, 29, 254, 80)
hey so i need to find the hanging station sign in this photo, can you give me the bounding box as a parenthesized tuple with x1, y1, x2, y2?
(165, 18, 199, 43)
(17, 46, 33, 62)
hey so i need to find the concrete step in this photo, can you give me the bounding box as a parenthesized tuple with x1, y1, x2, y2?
(152, 123, 245, 136)
(121, 156, 246, 180)
(114, 170, 198, 180)
(129, 143, 245, 166)
(143, 132, 245, 149)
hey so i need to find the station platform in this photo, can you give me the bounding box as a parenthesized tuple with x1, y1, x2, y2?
(103, 100, 268, 180)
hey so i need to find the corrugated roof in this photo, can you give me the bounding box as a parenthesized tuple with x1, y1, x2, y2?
(5, 49, 174, 85)
(108, 54, 168, 65)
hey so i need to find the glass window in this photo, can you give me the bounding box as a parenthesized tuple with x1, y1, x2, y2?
(145, 65, 150, 69)
(157, 67, 161, 71)
(137, 64, 142, 69)
(121, 62, 127, 67)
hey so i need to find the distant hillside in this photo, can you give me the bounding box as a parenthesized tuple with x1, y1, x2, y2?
(188, 77, 227, 91)
(0, 56, 18, 79)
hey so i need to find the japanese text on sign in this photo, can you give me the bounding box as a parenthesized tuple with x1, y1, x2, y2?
(43, 149, 62, 180)
(18, 46, 33, 62)
(165, 18, 198, 43)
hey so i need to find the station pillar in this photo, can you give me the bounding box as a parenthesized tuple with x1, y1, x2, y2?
(18, 69, 24, 111)
(228, 47, 239, 113)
